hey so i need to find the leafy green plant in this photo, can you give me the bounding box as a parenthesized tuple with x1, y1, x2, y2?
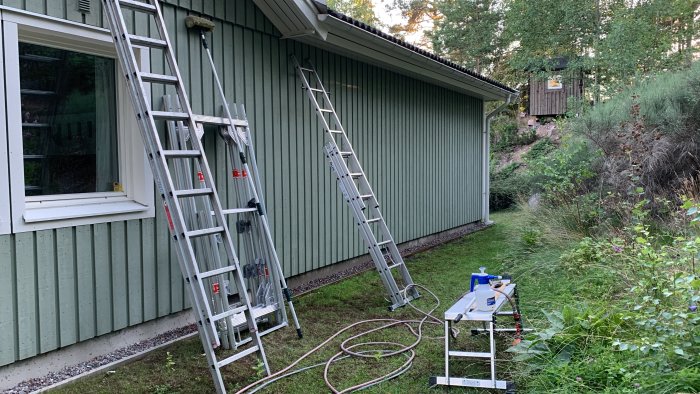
(523, 138, 555, 161)
(164, 352, 176, 372)
(252, 358, 266, 379)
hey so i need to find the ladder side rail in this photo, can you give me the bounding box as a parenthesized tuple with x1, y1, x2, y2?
(326, 146, 403, 304)
(104, 0, 220, 346)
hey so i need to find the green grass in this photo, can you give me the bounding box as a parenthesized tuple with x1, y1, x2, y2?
(53, 210, 579, 394)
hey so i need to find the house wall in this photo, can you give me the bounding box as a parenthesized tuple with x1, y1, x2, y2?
(529, 73, 583, 116)
(0, 0, 484, 367)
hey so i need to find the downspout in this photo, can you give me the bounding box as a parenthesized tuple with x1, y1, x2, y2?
(482, 94, 514, 224)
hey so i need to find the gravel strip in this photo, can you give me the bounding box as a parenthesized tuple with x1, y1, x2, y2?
(5, 325, 197, 394)
(6, 222, 487, 393)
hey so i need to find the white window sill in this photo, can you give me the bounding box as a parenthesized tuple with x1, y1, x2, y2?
(23, 200, 149, 223)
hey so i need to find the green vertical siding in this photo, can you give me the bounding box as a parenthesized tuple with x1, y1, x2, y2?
(0, 0, 484, 366)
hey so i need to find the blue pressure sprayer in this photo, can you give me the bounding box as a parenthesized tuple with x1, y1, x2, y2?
(470, 266, 501, 292)
(470, 267, 502, 312)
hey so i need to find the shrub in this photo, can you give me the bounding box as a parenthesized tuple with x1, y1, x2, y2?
(490, 163, 528, 211)
(523, 138, 555, 161)
(491, 115, 537, 152)
(511, 200, 700, 393)
(570, 63, 700, 199)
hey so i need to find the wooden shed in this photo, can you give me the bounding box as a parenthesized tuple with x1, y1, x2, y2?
(528, 58, 584, 117)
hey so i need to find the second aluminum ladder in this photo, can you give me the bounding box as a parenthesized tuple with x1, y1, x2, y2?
(293, 58, 420, 310)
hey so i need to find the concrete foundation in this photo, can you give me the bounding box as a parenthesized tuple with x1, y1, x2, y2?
(0, 310, 194, 391)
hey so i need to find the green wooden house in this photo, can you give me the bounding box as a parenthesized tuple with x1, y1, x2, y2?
(0, 0, 515, 384)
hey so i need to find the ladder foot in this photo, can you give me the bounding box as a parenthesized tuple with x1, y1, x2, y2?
(296, 328, 303, 339)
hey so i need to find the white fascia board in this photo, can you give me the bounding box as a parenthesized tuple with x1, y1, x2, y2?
(253, 0, 327, 39)
(315, 16, 513, 100)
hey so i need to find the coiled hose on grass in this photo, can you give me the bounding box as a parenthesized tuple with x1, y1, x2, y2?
(235, 284, 454, 394)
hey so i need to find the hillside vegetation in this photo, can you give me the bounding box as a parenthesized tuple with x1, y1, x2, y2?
(491, 64, 700, 393)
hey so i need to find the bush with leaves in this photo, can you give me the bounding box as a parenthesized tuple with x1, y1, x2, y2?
(490, 162, 528, 211)
(491, 115, 537, 152)
(510, 199, 700, 392)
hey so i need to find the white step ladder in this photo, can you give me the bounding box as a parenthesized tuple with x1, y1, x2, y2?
(293, 58, 420, 310)
(101, 1, 301, 392)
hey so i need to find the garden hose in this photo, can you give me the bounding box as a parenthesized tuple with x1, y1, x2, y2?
(235, 284, 449, 394)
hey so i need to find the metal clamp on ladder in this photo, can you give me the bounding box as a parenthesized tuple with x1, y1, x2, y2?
(293, 57, 420, 311)
(101, 1, 302, 392)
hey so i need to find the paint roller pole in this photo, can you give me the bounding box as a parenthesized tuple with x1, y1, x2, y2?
(187, 16, 304, 339)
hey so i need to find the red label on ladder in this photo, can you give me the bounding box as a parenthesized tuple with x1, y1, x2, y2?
(212, 282, 220, 294)
(232, 169, 240, 178)
(197, 171, 205, 183)
(163, 202, 175, 232)
(242, 169, 248, 178)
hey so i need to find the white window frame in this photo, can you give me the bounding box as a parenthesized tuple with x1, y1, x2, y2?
(3, 10, 154, 233)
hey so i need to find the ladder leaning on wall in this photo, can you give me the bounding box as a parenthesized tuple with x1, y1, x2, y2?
(101, 1, 301, 392)
(293, 57, 420, 311)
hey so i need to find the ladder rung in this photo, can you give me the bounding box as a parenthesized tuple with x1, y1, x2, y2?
(140, 72, 179, 84)
(128, 34, 168, 49)
(309, 88, 323, 92)
(211, 305, 248, 323)
(186, 226, 224, 238)
(22, 123, 51, 128)
(299, 67, 313, 72)
(217, 346, 260, 368)
(173, 188, 213, 198)
(366, 218, 381, 223)
(328, 129, 343, 134)
(339, 151, 352, 157)
(161, 149, 201, 158)
(219, 207, 258, 215)
(200, 265, 237, 280)
(319, 109, 333, 113)
(387, 263, 403, 270)
(376, 240, 392, 247)
(359, 194, 372, 200)
(151, 110, 189, 120)
(349, 172, 362, 178)
(118, 0, 156, 13)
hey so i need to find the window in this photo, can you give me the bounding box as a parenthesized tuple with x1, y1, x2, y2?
(546, 75, 563, 90)
(4, 11, 154, 232)
(20, 43, 119, 197)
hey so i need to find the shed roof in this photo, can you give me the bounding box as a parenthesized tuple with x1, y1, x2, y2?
(252, 0, 517, 101)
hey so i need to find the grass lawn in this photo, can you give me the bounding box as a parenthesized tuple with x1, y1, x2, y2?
(53, 209, 579, 393)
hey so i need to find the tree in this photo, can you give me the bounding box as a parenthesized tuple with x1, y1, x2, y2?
(388, 0, 440, 38)
(429, 0, 504, 75)
(328, 0, 381, 26)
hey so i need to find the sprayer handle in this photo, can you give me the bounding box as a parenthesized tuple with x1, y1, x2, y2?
(470, 275, 477, 292)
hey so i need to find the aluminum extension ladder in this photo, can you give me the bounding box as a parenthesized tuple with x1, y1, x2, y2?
(293, 58, 420, 310)
(101, 1, 300, 392)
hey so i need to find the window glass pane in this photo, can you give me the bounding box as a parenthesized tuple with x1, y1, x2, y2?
(20, 42, 119, 196)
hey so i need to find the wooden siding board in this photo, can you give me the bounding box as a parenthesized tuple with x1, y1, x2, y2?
(0, 236, 16, 366)
(127, 220, 143, 325)
(36, 230, 58, 353)
(110, 222, 128, 331)
(15, 232, 37, 360)
(56, 227, 77, 347)
(76, 226, 96, 340)
(93, 224, 111, 336)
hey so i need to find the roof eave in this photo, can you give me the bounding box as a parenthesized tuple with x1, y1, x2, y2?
(319, 14, 516, 101)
